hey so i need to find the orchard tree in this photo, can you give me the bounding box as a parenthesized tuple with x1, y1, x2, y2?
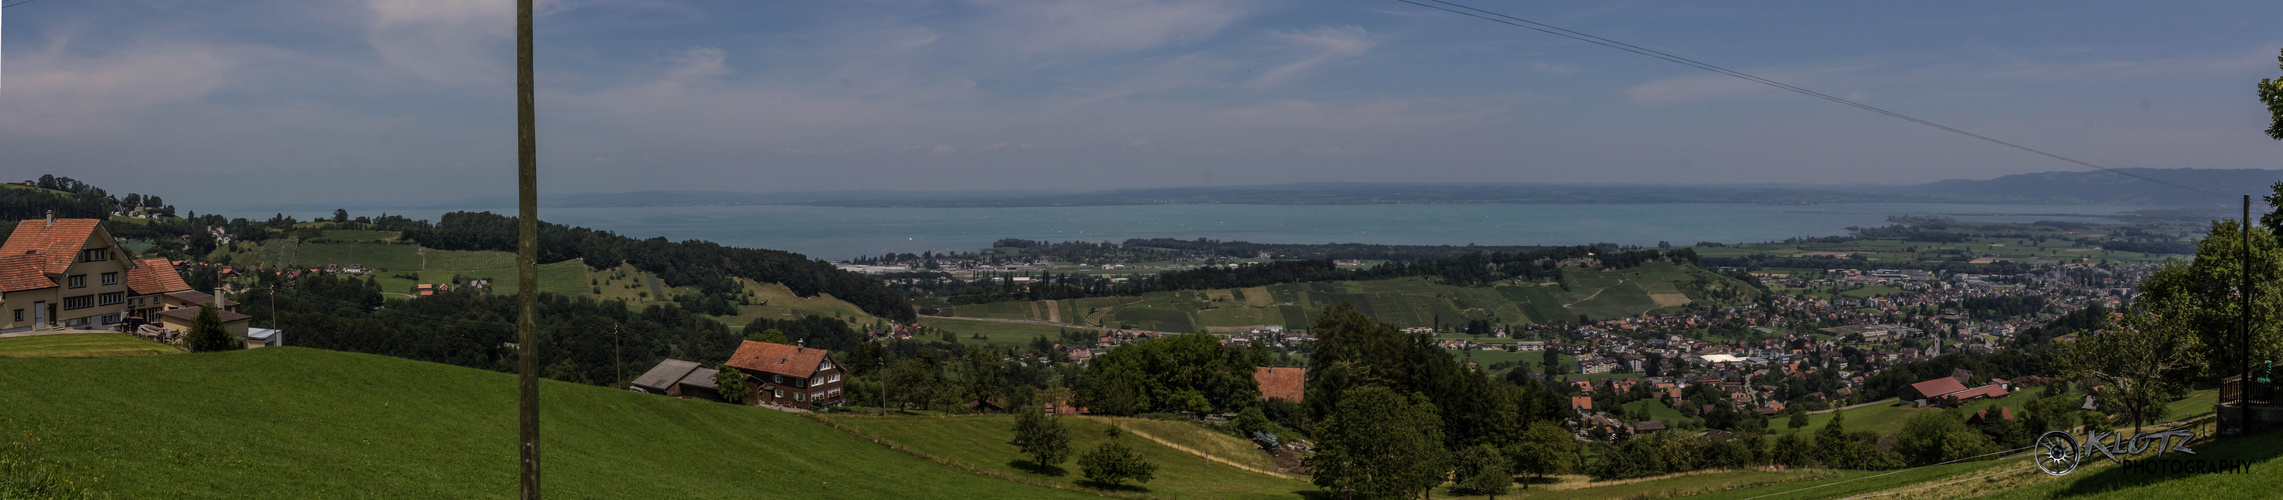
(1448, 444, 1513, 497)
(1010, 408, 1071, 472)
(2059, 298, 2204, 436)
(1506, 422, 1575, 489)
(1077, 441, 1156, 488)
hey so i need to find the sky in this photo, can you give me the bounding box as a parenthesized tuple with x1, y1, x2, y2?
(3, 0, 2281, 209)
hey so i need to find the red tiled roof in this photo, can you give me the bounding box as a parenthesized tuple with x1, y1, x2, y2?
(1571, 396, 1593, 410)
(1254, 367, 1305, 403)
(1907, 377, 1969, 400)
(124, 258, 191, 295)
(1947, 384, 2010, 401)
(0, 218, 101, 276)
(724, 341, 831, 378)
(0, 254, 56, 292)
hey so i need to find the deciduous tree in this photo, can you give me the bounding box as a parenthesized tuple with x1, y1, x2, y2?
(1306, 386, 1450, 500)
(1077, 441, 1156, 487)
(1010, 408, 1071, 472)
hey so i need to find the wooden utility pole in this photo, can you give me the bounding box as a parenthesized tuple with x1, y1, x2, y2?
(2243, 194, 2253, 432)
(516, 0, 542, 497)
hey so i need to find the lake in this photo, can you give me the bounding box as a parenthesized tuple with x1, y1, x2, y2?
(298, 203, 2151, 261)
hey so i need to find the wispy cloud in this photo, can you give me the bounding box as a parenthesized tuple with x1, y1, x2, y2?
(1249, 26, 1379, 88)
(968, 0, 1253, 54)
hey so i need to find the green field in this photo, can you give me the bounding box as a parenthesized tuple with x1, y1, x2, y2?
(0, 333, 180, 358)
(918, 317, 1103, 349)
(947, 262, 1759, 331)
(0, 348, 1093, 499)
(825, 414, 1312, 499)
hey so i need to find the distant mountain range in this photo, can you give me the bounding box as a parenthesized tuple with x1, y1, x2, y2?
(233, 168, 2281, 212)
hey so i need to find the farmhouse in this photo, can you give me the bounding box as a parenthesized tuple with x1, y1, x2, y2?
(0, 212, 147, 332)
(724, 341, 846, 409)
(1899, 376, 1968, 403)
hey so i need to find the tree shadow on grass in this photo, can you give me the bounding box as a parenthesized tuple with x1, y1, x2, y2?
(1075, 479, 1150, 493)
(2048, 428, 2283, 498)
(1008, 460, 1067, 477)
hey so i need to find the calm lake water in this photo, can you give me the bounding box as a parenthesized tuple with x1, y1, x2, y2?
(301, 203, 2149, 261)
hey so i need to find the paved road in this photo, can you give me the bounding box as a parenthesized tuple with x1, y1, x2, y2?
(1808, 398, 1898, 414)
(917, 315, 1112, 331)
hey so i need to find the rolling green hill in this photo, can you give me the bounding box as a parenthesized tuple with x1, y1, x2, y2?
(216, 231, 880, 328)
(938, 261, 1758, 332)
(0, 348, 1091, 499)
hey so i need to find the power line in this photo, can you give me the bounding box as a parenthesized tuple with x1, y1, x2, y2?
(1399, 0, 2229, 199)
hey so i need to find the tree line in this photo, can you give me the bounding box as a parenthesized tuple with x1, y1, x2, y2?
(386, 211, 915, 322)
(937, 246, 1703, 304)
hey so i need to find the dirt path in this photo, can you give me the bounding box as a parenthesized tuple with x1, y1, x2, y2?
(1041, 300, 1062, 323)
(1094, 419, 1301, 480)
(1565, 280, 1619, 307)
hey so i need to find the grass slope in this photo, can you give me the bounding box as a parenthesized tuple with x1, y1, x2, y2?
(0, 348, 1093, 499)
(0, 333, 180, 358)
(824, 414, 1313, 499)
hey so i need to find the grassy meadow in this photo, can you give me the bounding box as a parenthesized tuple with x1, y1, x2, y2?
(0, 333, 180, 358)
(824, 414, 1313, 499)
(0, 348, 1095, 499)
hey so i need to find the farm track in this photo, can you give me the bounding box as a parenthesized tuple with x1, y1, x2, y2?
(1096, 418, 1301, 480)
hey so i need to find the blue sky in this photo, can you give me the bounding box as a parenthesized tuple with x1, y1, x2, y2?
(3, 0, 2280, 207)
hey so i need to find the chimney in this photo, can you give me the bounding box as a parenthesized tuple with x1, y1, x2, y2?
(45, 210, 55, 226)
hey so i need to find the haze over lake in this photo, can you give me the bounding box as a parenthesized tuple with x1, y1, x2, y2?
(279, 203, 2152, 261)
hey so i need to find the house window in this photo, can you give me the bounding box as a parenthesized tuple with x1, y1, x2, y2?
(772, 374, 783, 384)
(820, 360, 833, 371)
(99, 292, 125, 306)
(828, 373, 841, 383)
(102, 273, 118, 285)
(11, 310, 19, 322)
(772, 389, 784, 399)
(63, 296, 94, 310)
(68, 275, 86, 288)
(100, 314, 121, 324)
(80, 248, 107, 263)
(811, 391, 824, 401)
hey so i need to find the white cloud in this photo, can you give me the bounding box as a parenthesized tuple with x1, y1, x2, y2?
(0, 42, 239, 134)
(1249, 26, 1378, 88)
(668, 47, 730, 79)
(365, 0, 576, 86)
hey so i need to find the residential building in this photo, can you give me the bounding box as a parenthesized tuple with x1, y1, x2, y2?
(723, 341, 847, 409)
(1, 213, 144, 332)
